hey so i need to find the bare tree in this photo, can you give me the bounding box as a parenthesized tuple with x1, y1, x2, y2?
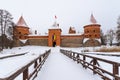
(116, 16, 120, 45)
(100, 30, 106, 45)
(106, 29, 115, 46)
(0, 9, 14, 50)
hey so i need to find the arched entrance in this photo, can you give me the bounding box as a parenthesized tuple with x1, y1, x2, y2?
(52, 34, 56, 47)
(53, 41, 56, 47)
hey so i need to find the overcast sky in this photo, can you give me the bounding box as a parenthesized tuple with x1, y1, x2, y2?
(0, 0, 120, 34)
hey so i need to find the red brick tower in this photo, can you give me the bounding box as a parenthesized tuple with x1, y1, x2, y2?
(13, 16, 29, 40)
(84, 24, 101, 38)
(48, 20, 62, 47)
(83, 14, 101, 47)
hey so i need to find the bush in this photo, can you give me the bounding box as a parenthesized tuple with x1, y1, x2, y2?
(95, 46, 120, 52)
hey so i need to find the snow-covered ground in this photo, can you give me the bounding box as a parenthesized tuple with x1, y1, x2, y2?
(0, 46, 120, 80)
(0, 46, 50, 79)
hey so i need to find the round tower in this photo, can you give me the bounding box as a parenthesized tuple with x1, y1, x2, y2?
(83, 14, 101, 47)
(84, 24, 101, 38)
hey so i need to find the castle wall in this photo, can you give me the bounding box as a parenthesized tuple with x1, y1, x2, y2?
(25, 35, 85, 47)
(26, 36, 48, 46)
(61, 35, 84, 47)
(26, 38, 48, 46)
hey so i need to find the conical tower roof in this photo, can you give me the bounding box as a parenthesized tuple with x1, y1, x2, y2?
(90, 14, 97, 24)
(16, 16, 28, 27)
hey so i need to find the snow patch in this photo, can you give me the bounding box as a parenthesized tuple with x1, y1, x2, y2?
(20, 39, 27, 43)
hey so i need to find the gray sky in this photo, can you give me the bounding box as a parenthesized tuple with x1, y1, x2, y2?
(0, 0, 120, 34)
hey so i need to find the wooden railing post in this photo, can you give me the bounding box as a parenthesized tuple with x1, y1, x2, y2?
(113, 63, 119, 80)
(76, 54, 80, 64)
(34, 61, 38, 68)
(83, 55, 86, 68)
(70, 52, 72, 59)
(23, 68, 28, 80)
(93, 58, 97, 74)
(39, 57, 41, 63)
(73, 53, 75, 61)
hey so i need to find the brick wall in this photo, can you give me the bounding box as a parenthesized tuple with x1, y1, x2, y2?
(61, 37, 83, 47)
(26, 38, 48, 46)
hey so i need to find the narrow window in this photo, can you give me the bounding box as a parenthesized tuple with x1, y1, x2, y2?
(19, 32, 21, 34)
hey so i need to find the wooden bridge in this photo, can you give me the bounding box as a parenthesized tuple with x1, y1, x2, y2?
(0, 49, 120, 80)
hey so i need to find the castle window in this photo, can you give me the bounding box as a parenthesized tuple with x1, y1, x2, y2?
(19, 32, 21, 34)
(89, 35, 91, 37)
(19, 36, 21, 38)
(95, 35, 97, 37)
(93, 30, 95, 32)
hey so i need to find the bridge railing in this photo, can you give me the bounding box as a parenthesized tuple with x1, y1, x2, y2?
(60, 49, 120, 80)
(0, 49, 51, 80)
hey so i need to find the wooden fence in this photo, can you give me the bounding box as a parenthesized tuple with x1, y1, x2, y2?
(0, 49, 51, 80)
(60, 49, 120, 80)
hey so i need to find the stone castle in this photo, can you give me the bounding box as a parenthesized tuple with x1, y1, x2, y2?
(13, 14, 101, 47)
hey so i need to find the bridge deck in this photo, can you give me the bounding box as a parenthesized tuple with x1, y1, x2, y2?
(35, 47, 102, 80)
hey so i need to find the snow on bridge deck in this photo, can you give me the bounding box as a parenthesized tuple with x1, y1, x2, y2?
(35, 47, 102, 80)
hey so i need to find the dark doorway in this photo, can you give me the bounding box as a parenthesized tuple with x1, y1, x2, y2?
(53, 41, 56, 47)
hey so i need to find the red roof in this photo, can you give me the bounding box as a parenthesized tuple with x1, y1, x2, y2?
(16, 16, 28, 27)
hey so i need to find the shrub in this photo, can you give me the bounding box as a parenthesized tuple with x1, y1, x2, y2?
(95, 46, 120, 52)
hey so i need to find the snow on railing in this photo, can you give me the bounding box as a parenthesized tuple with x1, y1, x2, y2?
(60, 49, 120, 80)
(0, 49, 51, 80)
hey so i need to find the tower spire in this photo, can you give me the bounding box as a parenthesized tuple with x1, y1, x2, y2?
(52, 15, 59, 27)
(90, 14, 97, 24)
(16, 16, 28, 27)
